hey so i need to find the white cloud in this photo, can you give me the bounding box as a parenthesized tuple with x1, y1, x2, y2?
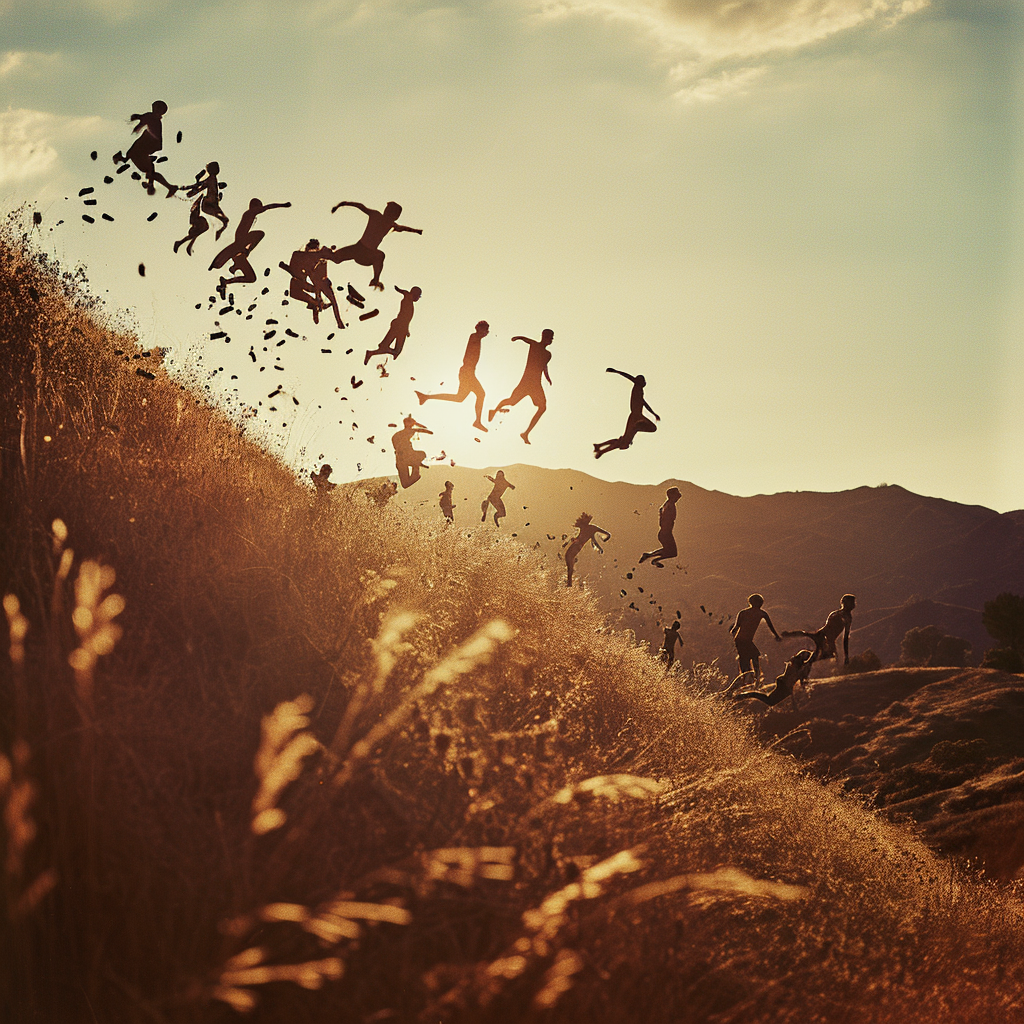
(0, 50, 63, 78)
(0, 108, 102, 186)
(673, 64, 765, 104)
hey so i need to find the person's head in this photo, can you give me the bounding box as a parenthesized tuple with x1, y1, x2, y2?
(206, 161, 219, 175)
(321, 464, 332, 475)
(541, 328, 554, 344)
(748, 594, 764, 608)
(635, 374, 647, 387)
(249, 198, 262, 210)
(403, 414, 415, 427)
(306, 238, 320, 250)
(384, 201, 402, 219)
(475, 320, 489, 335)
(410, 286, 422, 299)
(669, 620, 680, 631)
(841, 594, 856, 610)
(666, 486, 681, 501)
(495, 470, 505, 479)
(152, 100, 168, 115)
(445, 480, 453, 490)
(574, 512, 593, 528)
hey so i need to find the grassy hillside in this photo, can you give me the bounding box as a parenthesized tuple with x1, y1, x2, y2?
(3, 219, 1024, 1022)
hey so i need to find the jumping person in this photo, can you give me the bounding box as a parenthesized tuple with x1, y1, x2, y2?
(328, 200, 422, 291)
(723, 594, 782, 694)
(363, 285, 421, 365)
(564, 512, 611, 588)
(391, 416, 432, 489)
(488, 330, 553, 444)
(659, 620, 683, 667)
(209, 198, 291, 297)
(593, 368, 660, 458)
(439, 481, 455, 524)
(416, 321, 490, 432)
(480, 470, 515, 527)
(733, 649, 814, 709)
(112, 100, 177, 197)
(174, 162, 229, 254)
(280, 239, 343, 328)
(783, 594, 856, 668)
(639, 487, 682, 567)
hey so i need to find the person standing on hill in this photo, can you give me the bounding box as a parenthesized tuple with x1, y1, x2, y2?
(564, 512, 611, 588)
(659, 620, 683, 667)
(392, 415, 432, 489)
(416, 321, 490, 432)
(784, 594, 856, 668)
(488, 330, 553, 444)
(724, 594, 782, 693)
(439, 481, 455, 524)
(639, 486, 682, 567)
(480, 471, 515, 526)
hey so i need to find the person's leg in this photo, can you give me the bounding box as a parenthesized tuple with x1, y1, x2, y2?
(521, 396, 546, 443)
(184, 218, 208, 255)
(470, 380, 487, 430)
(493, 497, 506, 526)
(369, 250, 385, 290)
(481, 499, 489, 522)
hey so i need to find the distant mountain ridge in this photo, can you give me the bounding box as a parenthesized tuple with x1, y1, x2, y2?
(394, 465, 1024, 668)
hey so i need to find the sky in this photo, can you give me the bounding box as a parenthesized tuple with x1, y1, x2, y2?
(2, 0, 1022, 511)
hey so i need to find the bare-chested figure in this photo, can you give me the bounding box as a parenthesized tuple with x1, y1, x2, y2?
(783, 594, 856, 668)
(733, 649, 813, 709)
(392, 416, 432, 489)
(564, 512, 611, 588)
(488, 330, 553, 444)
(416, 321, 490, 432)
(480, 470, 515, 526)
(363, 286, 422, 365)
(113, 100, 177, 197)
(174, 162, 229, 254)
(328, 200, 422, 291)
(659, 620, 683, 667)
(723, 594, 782, 694)
(639, 487, 682, 567)
(593, 368, 659, 459)
(280, 239, 343, 328)
(439, 481, 455, 524)
(209, 198, 290, 297)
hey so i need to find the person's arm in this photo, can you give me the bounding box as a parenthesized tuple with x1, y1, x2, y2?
(485, 475, 495, 483)
(543, 365, 552, 385)
(508, 482, 516, 490)
(730, 612, 740, 637)
(843, 621, 851, 664)
(605, 367, 635, 382)
(394, 286, 409, 296)
(260, 202, 291, 212)
(762, 611, 782, 641)
(510, 336, 535, 344)
(643, 399, 661, 421)
(393, 222, 423, 234)
(331, 200, 371, 215)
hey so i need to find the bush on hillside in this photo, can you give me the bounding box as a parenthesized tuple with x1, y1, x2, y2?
(840, 649, 883, 674)
(900, 626, 971, 668)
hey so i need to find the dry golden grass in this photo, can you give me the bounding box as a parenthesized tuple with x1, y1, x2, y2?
(2, 214, 1024, 1022)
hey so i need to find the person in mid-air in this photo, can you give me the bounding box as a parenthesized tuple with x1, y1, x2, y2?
(174, 162, 230, 254)
(363, 285, 422, 365)
(659, 620, 683, 667)
(416, 321, 490, 432)
(480, 470, 515, 527)
(392, 416, 432, 489)
(564, 512, 611, 588)
(723, 594, 782, 694)
(783, 594, 856, 668)
(439, 481, 455, 524)
(732, 649, 814, 709)
(209, 198, 291, 297)
(328, 200, 422, 291)
(593, 368, 659, 459)
(488, 330, 553, 444)
(639, 486, 682, 568)
(280, 239, 343, 328)
(113, 100, 178, 197)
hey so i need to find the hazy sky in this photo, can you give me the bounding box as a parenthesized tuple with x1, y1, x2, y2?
(3, 0, 1022, 510)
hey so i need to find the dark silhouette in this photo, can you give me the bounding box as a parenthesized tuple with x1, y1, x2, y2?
(310, 464, 336, 496)
(593, 368, 659, 459)
(783, 594, 856, 667)
(659, 621, 682, 667)
(416, 321, 490, 432)
(363, 286, 421, 365)
(392, 416, 432, 489)
(280, 240, 343, 328)
(480, 471, 515, 527)
(174, 163, 229, 255)
(112, 100, 177, 197)
(733, 650, 814, 708)
(439, 481, 455, 523)
(639, 487, 682, 567)
(209, 198, 290, 297)
(488, 330, 553, 444)
(328, 200, 422, 291)
(565, 512, 611, 588)
(724, 594, 782, 693)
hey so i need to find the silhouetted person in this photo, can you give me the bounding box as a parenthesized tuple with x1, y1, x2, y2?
(784, 594, 856, 667)
(659, 620, 682, 667)
(173, 197, 209, 256)
(724, 594, 782, 693)
(176, 163, 228, 253)
(392, 416, 431, 489)
(113, 100, 177, 197)
(565, 512, 611, 588)
(363, 286, 421, 364)
(639, 486, 682, 567)
(733, 649, 814, 708)
(440, 481, 455, 523)
(416, 321, 490, 432)
(593, 368, 659, 458)
(328, 200, 422, 291)
(281, 239, 343, 327)
(480, 470, 515, 526)
(488, 330, 553, 444)
(209, 198, 291, 297)
(311, 463, 336, 496)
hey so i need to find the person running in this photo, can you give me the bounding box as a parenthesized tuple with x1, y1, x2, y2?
(328, 200, 422, 291)
(733, 649, 814, 709)
(112, 100, 178, 197)
(783, 594, 856, 668)
(659, 620, 683, 667)
(280, 239, 344, 327)
(639, 487, 682, 568)
(564, 512, 611, 588)
(439, 481, 455, 524)
(416, 321, 490, 432)
(593, 368, 659, 459)
(480, 470, 515, 526)
(723, 594, 782, 694)
(174, 162, 229, 254)
(363, 285, 422, 365)
(209, 198, 291, 297)
(392, 416, 432, 489)
(488, 330, 553, 444)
